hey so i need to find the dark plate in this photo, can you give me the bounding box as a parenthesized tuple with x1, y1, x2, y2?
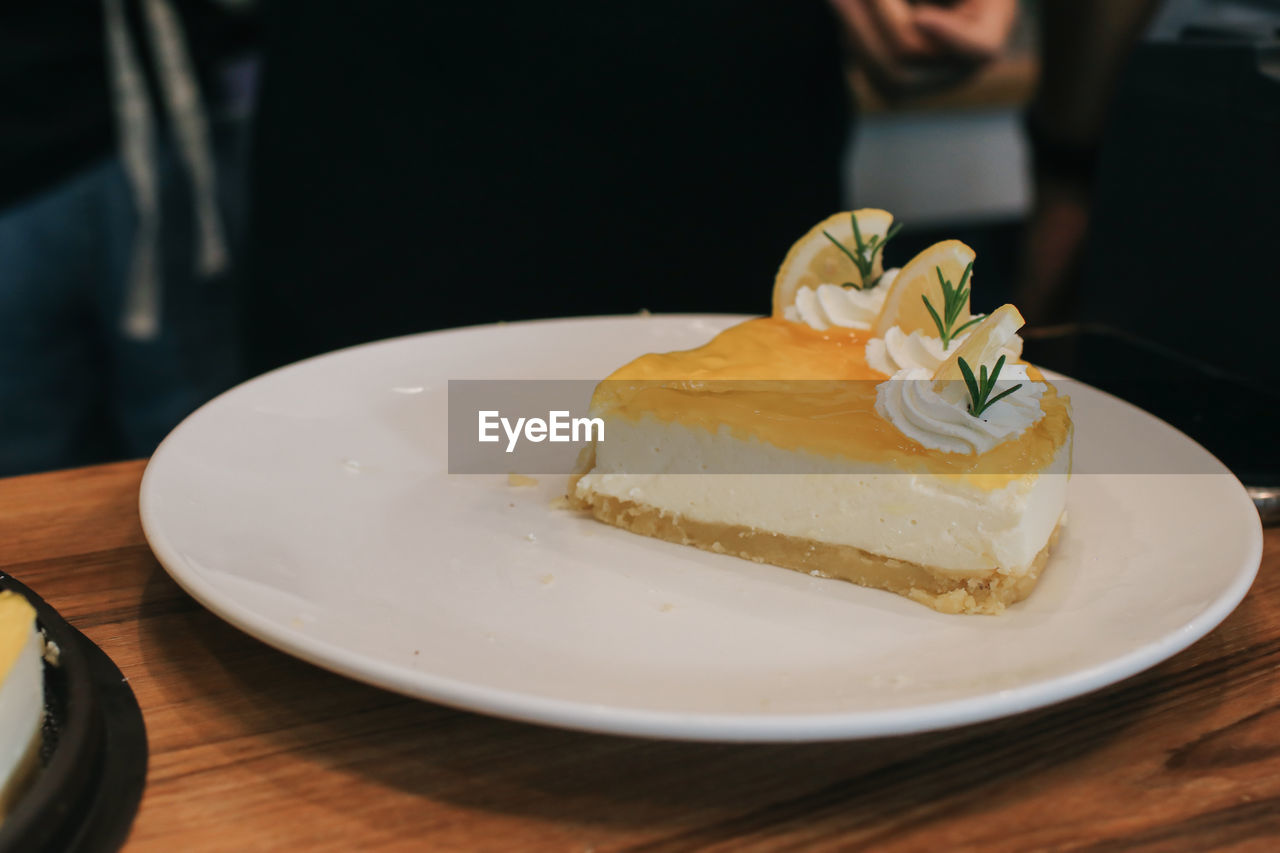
(0, 574, 147, 853)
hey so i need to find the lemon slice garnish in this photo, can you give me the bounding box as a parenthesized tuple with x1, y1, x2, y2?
(931, 304, 1025, 402)
(772, 209, 894, 316)
(872, 240, 976, 337)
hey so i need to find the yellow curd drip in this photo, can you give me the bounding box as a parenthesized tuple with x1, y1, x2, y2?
(591, 317, 1072, 485)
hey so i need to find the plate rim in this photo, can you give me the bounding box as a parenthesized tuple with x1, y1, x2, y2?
(139, 314, 1265, 742)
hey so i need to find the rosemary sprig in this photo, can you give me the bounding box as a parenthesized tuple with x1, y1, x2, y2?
(921, 262, 982, 349)
(957, 354, 1023, 418)
(821, 214, 903, 290)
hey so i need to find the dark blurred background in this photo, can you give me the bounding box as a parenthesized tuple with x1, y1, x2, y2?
(0, 0, 1277, 488)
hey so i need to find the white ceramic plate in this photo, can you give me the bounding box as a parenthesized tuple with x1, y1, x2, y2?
(140, 315, 1263, 742)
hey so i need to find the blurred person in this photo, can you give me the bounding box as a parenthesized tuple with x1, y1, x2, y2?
(244, 0, 1022, 374)
(836, 0, 1162, 327)
(1015, 0, 1161, 325)
(832, 0, 1020, 97)
(0, 1, 256, 476)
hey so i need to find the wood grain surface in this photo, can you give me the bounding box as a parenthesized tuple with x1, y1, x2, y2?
(2, 460, 1276, 852)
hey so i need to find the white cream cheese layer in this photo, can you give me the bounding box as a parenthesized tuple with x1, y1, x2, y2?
(0, 620, 43, 814)
(576, 414, 1071, 574)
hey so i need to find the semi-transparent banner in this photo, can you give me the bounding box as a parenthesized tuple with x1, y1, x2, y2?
(448, 379, 1237, 476)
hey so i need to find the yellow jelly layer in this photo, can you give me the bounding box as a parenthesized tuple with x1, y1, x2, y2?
(0, 591, 36, 684)
(591, 317, 1072, 485)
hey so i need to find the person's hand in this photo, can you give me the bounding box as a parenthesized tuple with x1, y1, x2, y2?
(829, 0, 1019, 98)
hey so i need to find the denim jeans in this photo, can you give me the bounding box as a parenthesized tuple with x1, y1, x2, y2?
(0, 117, 248, 476)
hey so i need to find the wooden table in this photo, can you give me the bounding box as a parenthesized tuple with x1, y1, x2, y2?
(4, 460, 1277, 852)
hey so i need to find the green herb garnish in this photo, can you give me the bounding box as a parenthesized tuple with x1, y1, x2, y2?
(821, 214, 902, 290)
(958, 354, 1022, 418)
(921, 262, 982, 349)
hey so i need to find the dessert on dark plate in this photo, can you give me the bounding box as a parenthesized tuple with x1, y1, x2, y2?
(0, 575, 147, 853)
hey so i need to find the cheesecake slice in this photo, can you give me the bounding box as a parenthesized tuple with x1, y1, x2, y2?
(0, 590, 44, 821)
(569, 211, 1072, 614)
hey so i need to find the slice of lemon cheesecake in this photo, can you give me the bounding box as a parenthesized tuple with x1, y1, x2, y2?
(569, 210, 1072, 614)
(0, 590, 44, 820)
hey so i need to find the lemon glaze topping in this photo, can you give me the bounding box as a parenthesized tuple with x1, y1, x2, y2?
(591, 317, 1071, 486)
(0, 591, 36, 685)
